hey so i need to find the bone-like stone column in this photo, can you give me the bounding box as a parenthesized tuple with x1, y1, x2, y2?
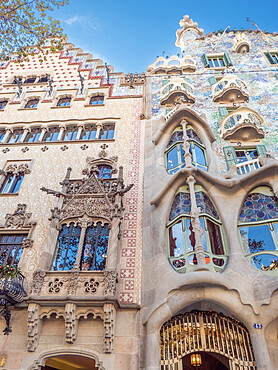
(181, 119, 192, 166)
(186, 175, 208, 271)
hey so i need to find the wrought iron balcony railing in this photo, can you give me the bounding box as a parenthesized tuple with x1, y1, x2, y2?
(0, 273, 27, 334)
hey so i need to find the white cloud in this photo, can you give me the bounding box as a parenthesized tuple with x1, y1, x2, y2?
(63, 15, 100, 30)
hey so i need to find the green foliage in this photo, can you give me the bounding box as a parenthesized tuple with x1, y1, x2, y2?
(0, 0, 68, 61)
(0, 264, 22, 278)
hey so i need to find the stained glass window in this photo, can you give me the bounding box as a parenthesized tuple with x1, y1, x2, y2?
(167, 188, 226, 273)
(0, 234, 26, 265)
(165, 127, 207, 174)
(238, 187, 278, 273)
(52, 222, 109, 271)
(97, 165, 112, 179)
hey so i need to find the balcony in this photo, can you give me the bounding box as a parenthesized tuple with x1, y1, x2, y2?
(147, 55, 196, 75)
(212, 75, 249, 103)
(160, 78, 195, 106)
(219, 107, 264, 141)
(236, 158, 261, 175)
(30, 270, 117, 300)
(0, 272, 27, 334)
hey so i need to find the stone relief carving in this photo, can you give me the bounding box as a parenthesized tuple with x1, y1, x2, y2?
(27, 303, 40, 352)
(5, 163, 31, 175)
(84, 278, 100, 294)
(30, 270, 46, 296)
(5, 204, 32, 228)
(65, 303, 77, 344)
(104, 271, 117, 297)
(103, 303, 116, 353)
(67, 270, 79, 295)
(48, 278, 63, 293)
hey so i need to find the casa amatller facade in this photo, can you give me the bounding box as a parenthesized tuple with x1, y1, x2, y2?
(0, 14, 277, 370)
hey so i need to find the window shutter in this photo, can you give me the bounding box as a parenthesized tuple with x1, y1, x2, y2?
(256, 144, 267, 157)
(223, 52, 232, 66)
(275, 73, 278, 80)
(223, 146, 237, 170)
(202, 53, 209, 68)
(208, 76, 217, 86)
(265, 52, 275, 64)
(219, 107, 228, 119)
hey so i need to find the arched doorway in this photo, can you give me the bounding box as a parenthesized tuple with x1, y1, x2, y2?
(41, 355, 98, 370)
(160, 311, 256, 369)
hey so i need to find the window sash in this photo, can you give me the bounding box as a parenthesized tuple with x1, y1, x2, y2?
(0, 234, 26, 265)
(0, 173, 24, 193)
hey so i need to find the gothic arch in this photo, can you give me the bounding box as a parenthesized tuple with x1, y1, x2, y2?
(152, 105, 215, 146)
(26, 347, 106, 370)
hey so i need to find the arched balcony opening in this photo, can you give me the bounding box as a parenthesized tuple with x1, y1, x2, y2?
(160, 78, 195, 106)
(147, 55, 196, 75)
(212, 75, 249, 104)
(238, 186, 278, 274)
(167, 186, 227, 273)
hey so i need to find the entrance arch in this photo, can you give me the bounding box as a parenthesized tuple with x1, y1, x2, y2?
(160, 311, 256, 370)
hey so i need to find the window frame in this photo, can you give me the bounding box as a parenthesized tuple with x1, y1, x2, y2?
(24, 98, 39, 109)
(165, 126, 208, 174)
(0, 172, 24, 194)
(89, 95, 105, 105)
(167, 189, 227, 273)
(238, 187, 278, 274)
(0, 100, 8, 110)
(56, 96, 72, 107)
(264, 50, 278, 65)
(202, 52, 232, 69)
(0, 233, 27, 265)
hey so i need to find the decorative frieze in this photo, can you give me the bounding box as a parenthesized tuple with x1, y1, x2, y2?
(27, 303, 40, 352)
(103, 303, 116, 353)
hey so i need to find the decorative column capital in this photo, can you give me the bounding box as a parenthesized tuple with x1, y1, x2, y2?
(77, 215, 92, 229)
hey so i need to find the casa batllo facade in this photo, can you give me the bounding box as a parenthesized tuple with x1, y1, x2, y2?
(0, 13, 277, 370)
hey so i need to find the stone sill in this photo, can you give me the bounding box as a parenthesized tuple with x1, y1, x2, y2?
(50, 106, 71, 109)
(18, 108, 38, 111)
(0, 192, 18, 197)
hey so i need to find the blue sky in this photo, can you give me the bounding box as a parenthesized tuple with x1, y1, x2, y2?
(54, 0, 278, 73)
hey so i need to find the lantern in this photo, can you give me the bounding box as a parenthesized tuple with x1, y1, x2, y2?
(191, 353, 202, 367)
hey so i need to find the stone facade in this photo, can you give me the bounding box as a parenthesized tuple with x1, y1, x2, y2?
(0, 14, 277, 370)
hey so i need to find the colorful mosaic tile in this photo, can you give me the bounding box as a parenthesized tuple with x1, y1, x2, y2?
(239, 193, 278, 223)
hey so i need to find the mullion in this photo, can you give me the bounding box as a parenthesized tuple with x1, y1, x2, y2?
(62, 224, 75, 270)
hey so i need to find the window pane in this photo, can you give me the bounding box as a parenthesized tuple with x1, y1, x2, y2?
(81, 127, 97, 140)
(236, 150, 247, 163)
(97, 165, 112, 179)
(185, 218, 207, 251)
(167, 146, 179, 170)
(169, 221, 184, 257)
(81, 223, 109, 271)
(1, 174, 14, 193)
(0, 234, 25, 265)
(9, 131, 23, 143)
(107, 128, 114, 139)
(251, 254, 278, 271)
(194, 145, 206, 167)
(207, 219, 224, 255)
(12, 175, 24, 193)
(52, 224, 81, 271)
(239, 224, 276, 254)
(64, 127, 78, 141)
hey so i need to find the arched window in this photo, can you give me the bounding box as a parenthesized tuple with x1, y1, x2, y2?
(81, 125, 97, 140)
(24, 76, 36, 84)
(25, 98, 39, 109)
(44, 127, 59, 142)
(238, 186, 278, 273)
(7, 129, 24, 143)
(165, 126, 207, 174)
(57, 97, 71, 107)
(0, 172, 24, 193)
(97, 165, 112, 179)
(100, 124, 114, 140)
(63, 126, 78, 141)
(0, 100, 8, 110)
(52, 222, 109, 271)
(24, 128, 41, 143)
(167, 186, 227, 273)
(89, 95, 104, 105)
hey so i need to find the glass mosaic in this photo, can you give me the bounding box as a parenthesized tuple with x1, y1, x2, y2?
(169, 192, 219, 221)
(239, 193, 278, 223)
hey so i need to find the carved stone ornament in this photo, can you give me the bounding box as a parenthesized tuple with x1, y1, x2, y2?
(5, 163, 31, 175)
(30, 270, 46, 296)
(27, 303, 40, 352)
(103, 303, 116, 353)
(65, 303, 77, 343)
(67, 270, 79, 295)
(22, 238, 34, 249)
(5, 204, 33, 228)
(104, 270, 117, 297)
